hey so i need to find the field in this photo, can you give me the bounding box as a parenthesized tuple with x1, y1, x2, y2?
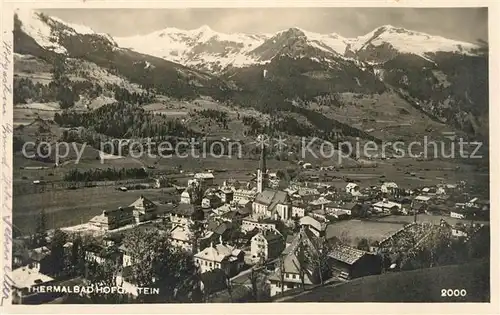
(376, 213, 489, 226)
(325, 220, 405, 246)
(12, 187, 176, 235)
(289, 259, 490, 302)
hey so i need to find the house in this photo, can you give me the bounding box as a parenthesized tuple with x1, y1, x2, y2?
(252, 189, 291, 221)
(325, 202, 361, 217)
(102, 234, 123, 248)
(170, 204, 204, 226)
(250, 230, 285, 262)
(11, 266, 56, 304)
(451, 223, 470, 238)
(291, 201, 307, 219)
(129, 195, 158, 223)
(194, 172, 215, 186)
(297, 187, 320, 197)
(411, 195, 432, 213)
(450, 210, 466, 219)
(218, 186, 234, 204)
(372, 200, 402, 213)
(299, 215, 328, 238)
(381, 182, 398, 194)
(241, 216, 277, 233)
(213, 204, 233, 216)
(232, 188, 257, 202)
(268, 229, 321, 297)
(119, 244, 134, 267)
(414, 195, 432, 203)
(180, 190, 192, 204)
(421, 187, 437, 195)
(170, 225, 193, 252)
(84, 244, 122, 265)
(25, 246, 52, 275)
(89, 206, 135, 231)
(194, 240, 245, 277)
(327, 243, 382, 280)
(203, 220, 236, 248)
(309, 197, 332, 210)
(466, 197, 490, 211)
(202, 194, 222, 209)
(220, 208, 249, 223)
(346, 183, 360, 195)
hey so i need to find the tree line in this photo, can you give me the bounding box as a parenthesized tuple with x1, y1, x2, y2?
(63, 167, 149, 182)
(54, 102, 199, 139)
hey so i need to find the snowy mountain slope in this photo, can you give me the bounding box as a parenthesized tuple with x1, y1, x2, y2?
(14, 9, 118, 54)
(114, 23, 483, 72)
(14, 10, 233, 101)
(13, 10, 488, 138)
(346, 25, 482, 63)
(115, 25, 269, 72)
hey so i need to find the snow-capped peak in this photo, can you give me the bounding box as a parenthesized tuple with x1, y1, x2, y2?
(14, 9, 117, 54)
(349, 24, 481, 58)
(194, 24, 213, 33)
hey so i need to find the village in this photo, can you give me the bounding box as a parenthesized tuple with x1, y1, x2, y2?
(10, 140, 490, 304)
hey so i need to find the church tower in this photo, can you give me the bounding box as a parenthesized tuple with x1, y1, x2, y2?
(257, 140, 268, 193)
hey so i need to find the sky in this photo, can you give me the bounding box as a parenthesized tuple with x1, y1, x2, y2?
(40, 8, 488, 43)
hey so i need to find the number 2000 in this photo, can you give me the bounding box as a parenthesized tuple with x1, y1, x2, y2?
(441, 289, 467, 297)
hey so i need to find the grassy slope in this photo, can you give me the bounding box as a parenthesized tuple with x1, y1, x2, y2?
(289, 259, 490, 302)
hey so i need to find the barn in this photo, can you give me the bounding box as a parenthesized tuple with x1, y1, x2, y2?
(327, 244, 382, 280)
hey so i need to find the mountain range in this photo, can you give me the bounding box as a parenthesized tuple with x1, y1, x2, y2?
(13, 10, 489, 142)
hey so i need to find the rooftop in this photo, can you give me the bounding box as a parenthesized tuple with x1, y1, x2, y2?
(328, 243, 368, 265)
(194, 243, 240, 263)
(12, 267, 54, 290)
(195, 173, 215, 179)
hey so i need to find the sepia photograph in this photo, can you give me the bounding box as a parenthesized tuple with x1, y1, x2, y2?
(2, 4, 493, 307)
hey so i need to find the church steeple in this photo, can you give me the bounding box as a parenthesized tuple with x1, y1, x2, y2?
(257, 139, 268, 193)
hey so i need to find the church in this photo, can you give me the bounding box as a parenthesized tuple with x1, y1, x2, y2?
(251, 141, 292, 221)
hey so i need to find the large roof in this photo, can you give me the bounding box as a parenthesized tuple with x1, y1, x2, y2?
(194, 243, 238, 262)
(12, 267, 54, 290)
(129, 195, 157, 210)
(253, 230, 283, 243)
(170, 225, 191, 242)
(254, 189, 290, 213)
(328, 243, 368, 265)
(195, 173, 215, 179)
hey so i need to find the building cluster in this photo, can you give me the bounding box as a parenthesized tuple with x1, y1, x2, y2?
(11, 141, 490, 302)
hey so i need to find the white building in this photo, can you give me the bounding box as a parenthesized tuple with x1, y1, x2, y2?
(450, 211, 466, 219)
(250, 230, 285, 262)
(372, 200, 402, 213)
(381, 182, 398, 194)
(241, 217, 277, 233)
(170, 225, 193, 252)
(194, 240, 245, 276)
(346, 183, 360, 195)
(194, 172, 215, 186)
(299, 215, 328, 237)
(180, 190, 192, 204)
